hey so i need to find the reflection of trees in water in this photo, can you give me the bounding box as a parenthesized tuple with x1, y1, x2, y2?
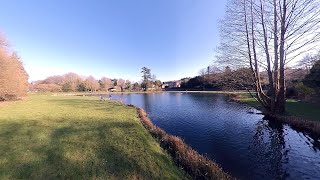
(267, 120, 290, 179)
(186, 93, 226, 108)
(297, 132, 320, 152)
(125, 94, 132, 104)
(252, 119, 289, 179)
(142, 94, 151, 112)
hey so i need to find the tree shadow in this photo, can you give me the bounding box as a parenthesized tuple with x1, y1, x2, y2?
(0, 118, 179, 179)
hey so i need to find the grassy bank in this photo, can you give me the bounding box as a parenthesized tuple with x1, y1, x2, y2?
(233, 94, 320, 122)
(52, 91, 164, 96)
(165, 90, 248, 94)
(0, 94, 186, 179)
(232, 93, 320, 136)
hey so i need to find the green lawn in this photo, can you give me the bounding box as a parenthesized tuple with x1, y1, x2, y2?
(0, 94, 186, 179)
(286, 99, 320, 122)
(236, 94, 320, 122)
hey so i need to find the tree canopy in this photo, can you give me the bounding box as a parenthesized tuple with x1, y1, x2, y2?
(303, 60, 320, 90)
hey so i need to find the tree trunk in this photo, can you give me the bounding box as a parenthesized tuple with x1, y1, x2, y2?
(250, 0, 269, 108)
(260, 0, 274, 111)
(272, 0, 280, 114)
(276, 0, 287, 114)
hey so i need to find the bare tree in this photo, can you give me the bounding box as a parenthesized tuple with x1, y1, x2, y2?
(117, 78, 126, 92)
(99, 77, 113, 91)
(125, 80, 132, 90)
(62, 72, 81, 92)
(218, 0, 320, 114)
(297, 52, 319, 71)
(0, 35, 28, 100)
(132, 82, 141, 91)
(84, 76, 99, 92)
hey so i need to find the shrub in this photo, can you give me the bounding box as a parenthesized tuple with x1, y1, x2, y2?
(286, 86, 298, 98)
(295, 82, 315, 101)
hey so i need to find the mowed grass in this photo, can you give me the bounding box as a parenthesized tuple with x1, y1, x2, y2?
(0, 94, 185, 179)
(236, 94, 320, 122)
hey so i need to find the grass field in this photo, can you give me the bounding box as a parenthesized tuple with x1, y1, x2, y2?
(235, 94, 320, 122)
(0, 94, 186, 179)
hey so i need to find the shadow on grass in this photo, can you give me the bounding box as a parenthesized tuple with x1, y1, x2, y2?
(0, 119, 177, 179)
(286, 101, 320, 122)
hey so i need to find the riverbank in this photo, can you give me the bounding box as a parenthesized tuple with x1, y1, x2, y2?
(133, 105, 231, 180)
(92, 91, 320, 179)
(0, 94, 186, 179)
(231, 93, 320, 135)
(53, 91, 164, 96)
(48, 90, 247, 97)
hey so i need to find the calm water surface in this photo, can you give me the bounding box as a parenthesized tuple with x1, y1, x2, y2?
(102, 92, 320, 179)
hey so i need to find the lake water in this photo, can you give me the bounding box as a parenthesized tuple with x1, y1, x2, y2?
(101, 92, 320, 179)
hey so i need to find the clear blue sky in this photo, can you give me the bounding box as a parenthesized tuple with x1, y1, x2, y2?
(0, 0, 226, 82)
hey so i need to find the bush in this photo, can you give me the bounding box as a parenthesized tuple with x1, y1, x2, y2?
(303, 60, 320, 90)
(295, 82, 315, 101)
(286, 86, 298, 98)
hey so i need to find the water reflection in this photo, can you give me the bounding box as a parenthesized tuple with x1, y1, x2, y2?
(101, 92, 320, 179)
(252, 119, 289, 179)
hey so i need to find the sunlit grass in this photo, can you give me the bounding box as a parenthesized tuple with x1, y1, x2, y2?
(0, 94, 185, 179)
(236, 94, 320, 122)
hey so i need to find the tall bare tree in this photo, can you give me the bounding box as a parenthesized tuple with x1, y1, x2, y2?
(141, 67, 151, 91)
(218, 0, 320, 114)
(117, 78, 126, 92)
(62, 72, 82, 92)
(99, 77, 113, 91)
(84, 76, 99, 92)
(297, 52, 319, 71)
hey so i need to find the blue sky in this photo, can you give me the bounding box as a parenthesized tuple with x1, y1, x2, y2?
(0, 0, 226, 82)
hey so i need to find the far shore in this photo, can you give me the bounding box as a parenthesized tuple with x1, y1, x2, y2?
(51, 90, 249, 96)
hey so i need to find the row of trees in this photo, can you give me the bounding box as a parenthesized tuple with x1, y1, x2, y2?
(217, 0, 320, 114)
(187, 58, 319, 101)
(31, 73, 132, 92)
(181, 66, 255, 90)
(0, 35, 28, 101)
(31, 67, 163, 92)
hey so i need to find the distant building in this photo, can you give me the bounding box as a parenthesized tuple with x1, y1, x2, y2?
(162, 83, 169, 89)
(108, 86, 121, 92)
(162, 80, 181, 89)
(180, 77, 191, 84)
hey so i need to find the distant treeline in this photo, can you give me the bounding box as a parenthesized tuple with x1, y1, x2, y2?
(30, 73, 163, 92)
(180, 56, 320, 102)
(180, 67, 254, 91)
